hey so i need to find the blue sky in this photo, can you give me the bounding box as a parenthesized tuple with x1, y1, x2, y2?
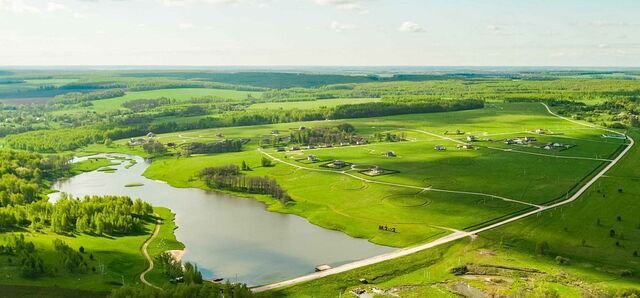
(0, 0, 638, 66)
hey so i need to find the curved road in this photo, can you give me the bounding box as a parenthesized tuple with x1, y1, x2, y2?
(252, 103, 634, 293)
(140, 214, 162, 291)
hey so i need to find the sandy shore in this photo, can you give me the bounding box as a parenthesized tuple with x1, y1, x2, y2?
(166, 249, 185, 262)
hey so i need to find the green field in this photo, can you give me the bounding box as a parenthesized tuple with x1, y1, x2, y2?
(0, 220, 151, 291)
(59, 88, 262, 114)
(140, 103, 626, 247)
(261, 131, 640, 297)
(2, 69, 640, 296)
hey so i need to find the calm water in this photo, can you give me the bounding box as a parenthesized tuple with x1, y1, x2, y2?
(48, 154, 392, 286)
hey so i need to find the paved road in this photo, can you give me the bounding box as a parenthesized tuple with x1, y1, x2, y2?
(252, 103, 634, 293)
(140, 215, 163, 290)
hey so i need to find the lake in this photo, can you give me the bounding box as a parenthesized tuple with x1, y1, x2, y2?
(48, 154, 393, 286)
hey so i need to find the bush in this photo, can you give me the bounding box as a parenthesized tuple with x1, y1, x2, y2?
(449, 265, 468, 276)
(619, 269, 634, 277)
(555, 256, 570, 265)
(536, 241, 550, 255)
(261, 156, 272, 167)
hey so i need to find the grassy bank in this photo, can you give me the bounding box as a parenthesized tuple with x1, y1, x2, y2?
(145, 208, 185, 287)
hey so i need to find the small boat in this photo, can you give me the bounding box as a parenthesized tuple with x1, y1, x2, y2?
(315, 264, 332, 272)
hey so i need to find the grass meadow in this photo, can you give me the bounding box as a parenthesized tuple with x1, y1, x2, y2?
(140, 103, 626, 247)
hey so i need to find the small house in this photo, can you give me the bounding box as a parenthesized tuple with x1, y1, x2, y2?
(307, 155, 317, 162)
(434, 145, 446, 151)
(271, 129, 280, 135)
(291, 146, 301, 151)
(276, 147, 286, 152)
(385, 151, 396, 157)
(466, 136, 477, 142)
(329, 160, 345, 168)
(457, 144, 474, 150)
(146, 132, 156, 138)
(370, 166, 384, 175)
(535, 128, 546, 134)
(307, 145, 316, 149)
(523, 136, 536, 142)
(504, 139, 515, 145)
(340, 142, 350, 146)
(543, 145, 552, 150)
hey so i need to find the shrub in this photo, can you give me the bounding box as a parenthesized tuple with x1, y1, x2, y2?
(449, 265, 468, 276)
(536, 241, 550, 255)
(555, 256, 570, 265)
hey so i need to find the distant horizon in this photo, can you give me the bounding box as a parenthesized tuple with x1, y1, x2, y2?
(2, 65, 640, 71)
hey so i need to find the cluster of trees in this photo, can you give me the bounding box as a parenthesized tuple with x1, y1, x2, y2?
(330, 99, 485, 119)
(180, 139, 243, 155)
(0, 235, 98, 279)
(4, 128, 104, 153)
(110, 283, 253, 298)
(0, 151, 70, 207)
(199, 165, 292, 204)
(49, 195, 153, 235)
(288, 123, 363, 145)
(554, 97, 640, 129)
(143, 141, 168, 155)
(372, 131, 406, 142)
(121, 97, 174, 112)
(0, 235, 45, 278)
(53, 89, 126, 105)
(53, 239, 89, 273)
(155, 252, 203, 284)
(0, 194, 152, 235)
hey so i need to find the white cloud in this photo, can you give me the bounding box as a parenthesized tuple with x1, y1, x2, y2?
(179, 22, 195, 29)
(161, 0, 242, 6)
(0, 0, 40, 14)
(314, 0, 369, 14)
(398, 21, 425, 33)
(486, 24, 500, 32)
(330, 20, 355, 32)
(47, 2, 71, 12)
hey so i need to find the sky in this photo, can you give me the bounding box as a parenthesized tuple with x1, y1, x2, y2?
(0, 0, 639, 66)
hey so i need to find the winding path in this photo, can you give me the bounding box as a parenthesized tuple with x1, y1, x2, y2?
(259, 149, 541, 208)
(251, 103, 634, 293)
(140, 214, 162, 291)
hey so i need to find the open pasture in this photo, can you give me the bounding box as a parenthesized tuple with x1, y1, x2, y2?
(80, 88, 261, 113)
(141, 103, 626, 247)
